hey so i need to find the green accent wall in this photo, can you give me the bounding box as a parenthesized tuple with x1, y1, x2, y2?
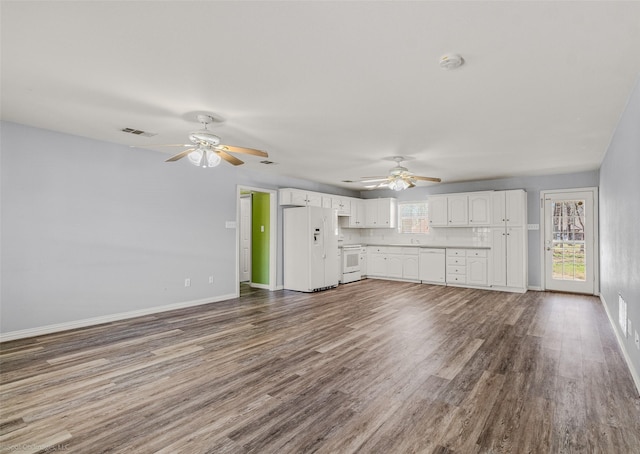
(251, 192, 270, 285)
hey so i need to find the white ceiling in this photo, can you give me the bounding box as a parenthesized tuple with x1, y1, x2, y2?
(2, 1, 640, 189)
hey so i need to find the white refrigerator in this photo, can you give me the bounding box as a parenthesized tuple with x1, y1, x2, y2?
(284, 206, 339, 292)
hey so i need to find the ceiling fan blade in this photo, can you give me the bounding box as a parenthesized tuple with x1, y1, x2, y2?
(360, 178, 391, 183)
(218, 150, 244, 166)
(218, 144, 268, 158)
(408, 181, 416, 188)
(412, 176, 442, 183)
(134, 144, 191, 148)
(165, 148, 196, 162)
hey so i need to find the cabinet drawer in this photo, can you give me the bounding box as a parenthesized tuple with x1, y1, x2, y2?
(447, 256, 466, 266)
(447, 274, 467, 284)
(447, 249, 466, 257)
(447, 265, 466, 275)
(402, 247, 419, 255)
(466, 249, 488, 258)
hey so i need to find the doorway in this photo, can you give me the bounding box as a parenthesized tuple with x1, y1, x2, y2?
(236, 186, 278, 295)
(541, 188, 598, 294)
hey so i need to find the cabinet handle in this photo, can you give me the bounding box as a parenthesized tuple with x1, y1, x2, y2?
(506, 219, 510, 222)
(502, 218, 505, 221)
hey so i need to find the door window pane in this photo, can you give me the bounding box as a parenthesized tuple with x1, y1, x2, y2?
(551, 200, 586, 282)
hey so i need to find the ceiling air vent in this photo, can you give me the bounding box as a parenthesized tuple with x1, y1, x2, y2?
(260, 160, 276, 165)
(120, 127, 157, 137)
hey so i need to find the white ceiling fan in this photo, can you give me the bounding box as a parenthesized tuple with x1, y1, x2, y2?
(137, 114, 268, 168)
(357, 156, 441, 191)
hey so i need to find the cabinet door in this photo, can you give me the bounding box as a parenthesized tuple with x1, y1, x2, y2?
(468, 193, 491, 225)
(490, 228, 507, 286)
(351, 200, 366, 227)
(448, 195, 468, 225)
(378, 198, 397, 228)
(369, 253, 387, 276)
(306, 192, 322, 207)
(428, 196, 448, 227)
(491, 191, 506, 225)
(290, 190, 309, 206)
(387, 254, 404, 278)
(365, 199, 379, 227)
(467, 258, 488, 286)
(505, 190, 526, 227)
(506, 227, 525, 288)
(403, 255, 420, 280)
(360, 248, 367, 276)
(322, 196, 333, 209)
(333, 197, 350, 215)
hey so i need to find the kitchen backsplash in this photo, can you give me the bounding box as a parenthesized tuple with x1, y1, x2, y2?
(339, 226, 491, 246)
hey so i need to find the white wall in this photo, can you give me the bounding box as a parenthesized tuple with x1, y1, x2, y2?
(362, 170, 600, 288)
(0, 121, 357, 335)
(599, 77, 640, 383)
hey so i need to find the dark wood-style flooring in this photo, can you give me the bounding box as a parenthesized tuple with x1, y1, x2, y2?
(1, 280, 639, 453)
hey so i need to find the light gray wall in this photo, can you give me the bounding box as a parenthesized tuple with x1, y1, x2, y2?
(0, 121, 357, 333)
(362, 170, 600, 288)
(599, 77, 640, 379)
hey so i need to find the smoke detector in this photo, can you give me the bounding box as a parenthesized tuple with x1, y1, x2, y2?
(439, 54, 464, 70)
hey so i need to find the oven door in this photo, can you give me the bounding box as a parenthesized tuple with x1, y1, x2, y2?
(342, 248, 361, 273)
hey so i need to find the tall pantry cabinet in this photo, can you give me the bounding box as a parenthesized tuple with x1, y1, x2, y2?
(490, 190, 527, 292)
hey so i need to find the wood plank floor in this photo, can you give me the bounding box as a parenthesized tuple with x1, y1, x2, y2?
(1, 280, 639, 453)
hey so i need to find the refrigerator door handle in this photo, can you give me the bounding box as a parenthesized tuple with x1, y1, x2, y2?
(322, 216, 327, 259)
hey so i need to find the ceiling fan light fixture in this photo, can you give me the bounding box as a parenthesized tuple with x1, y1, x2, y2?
(188, 148, 221, 168)
(388, 177, 410, 191)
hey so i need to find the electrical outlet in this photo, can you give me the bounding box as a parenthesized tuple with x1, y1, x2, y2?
(209, 276, 214, 284)
(635, 331, 640, 350)
(184, 278, 191, 287)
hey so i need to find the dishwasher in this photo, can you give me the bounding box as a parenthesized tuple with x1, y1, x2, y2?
(419, 248, 446, 284)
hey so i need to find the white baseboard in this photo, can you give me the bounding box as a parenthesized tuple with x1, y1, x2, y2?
(0, 293, 236, 343)
(527, 285, 543, 291)
(600, 294, 640, 396)
(249, 282, 271, 290)
(274, 285, 284, 290)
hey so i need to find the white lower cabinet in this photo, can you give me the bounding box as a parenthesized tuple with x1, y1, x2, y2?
(466, 250, 488, 286)
(403, 254, 420, 280)
(369, 251, 388, 276)
(366, 247, 419, 281)
(446, 248, 489, 286)
(387, 254, 404, 278)
(490, 227, 526, 291)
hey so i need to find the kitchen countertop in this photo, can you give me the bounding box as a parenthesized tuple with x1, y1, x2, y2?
(361, 243, 491, 249)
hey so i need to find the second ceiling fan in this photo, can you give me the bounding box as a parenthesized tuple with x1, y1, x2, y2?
(358, 156, 441, 191)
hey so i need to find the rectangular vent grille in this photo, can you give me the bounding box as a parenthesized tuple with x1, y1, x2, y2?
(121, 127, 157, 137)
(260, 160, 276, 165)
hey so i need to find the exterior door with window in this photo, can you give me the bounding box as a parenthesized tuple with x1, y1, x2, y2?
(542, 189, 596, 294)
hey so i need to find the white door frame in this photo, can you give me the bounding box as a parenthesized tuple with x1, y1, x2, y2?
(239, 194, 252, 283)
(539, 187, 599, 295)
(235, 185, 278, 295)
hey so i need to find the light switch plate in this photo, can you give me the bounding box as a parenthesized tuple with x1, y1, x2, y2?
(225, 221, 237, 229)
(527, 224, 540, 230)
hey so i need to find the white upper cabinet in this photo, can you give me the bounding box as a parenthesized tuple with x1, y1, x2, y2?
(491, 190, 526, 226)
(348, 199, 366, 227)
(331, 197, 350, 215)
(447, 195, 468, 226)
(279, 188, 322, 207)
(364, 198, 397, 228)
(468, 192, 492, 225)
(428, 196, 448, 227)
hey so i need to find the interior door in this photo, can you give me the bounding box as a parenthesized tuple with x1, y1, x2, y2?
(239, 196, 251, 282)
(543, 190, 596, 294)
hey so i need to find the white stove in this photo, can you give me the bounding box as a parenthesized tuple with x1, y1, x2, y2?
(341, 244, 362, 283)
